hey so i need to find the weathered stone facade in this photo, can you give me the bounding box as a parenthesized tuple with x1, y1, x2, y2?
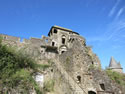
(0, 25, 124, 94)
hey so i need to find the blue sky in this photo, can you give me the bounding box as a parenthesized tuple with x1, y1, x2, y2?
(0, 0, 125, 72)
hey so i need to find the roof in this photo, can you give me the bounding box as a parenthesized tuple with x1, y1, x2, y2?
(48, 25, 79, 36)
(109, 56, 122, 69)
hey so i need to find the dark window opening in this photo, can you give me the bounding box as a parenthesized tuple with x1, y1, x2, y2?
(88, 91, 96, 94)
(69, 38, 71, 42)
(71, 38, 74, 43)
(62, 51, 65, 54)
(54, 29, 57, 33)
(52, 42, 55, 46)
(92, 62, 94, 65)
(62, 38, 65, 44)
(100, 84, 105, 90)
(77, 75, 81, 83)
(41, 50, 43, 53)
(51, 69, 53, 72)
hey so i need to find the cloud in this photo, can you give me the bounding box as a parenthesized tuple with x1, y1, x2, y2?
(87, 19, 125, 42)
(115, 7, 124, 20)
(108, 0, 121, 17)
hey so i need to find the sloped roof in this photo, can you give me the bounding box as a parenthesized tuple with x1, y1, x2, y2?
(109, 56, 122, 69)
(48, 25, 79, 36)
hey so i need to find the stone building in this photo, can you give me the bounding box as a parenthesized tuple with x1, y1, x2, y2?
(108, 56, 123, 73)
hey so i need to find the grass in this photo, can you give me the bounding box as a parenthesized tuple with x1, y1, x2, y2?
(0, 37, 44, 93)
(106, 69, 125, 87)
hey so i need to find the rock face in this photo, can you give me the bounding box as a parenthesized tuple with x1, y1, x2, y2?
(0, 25, 124, 94)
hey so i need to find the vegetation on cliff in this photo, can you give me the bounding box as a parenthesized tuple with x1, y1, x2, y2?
(0, 38, 43, 93)
(106, 70, 125, 88)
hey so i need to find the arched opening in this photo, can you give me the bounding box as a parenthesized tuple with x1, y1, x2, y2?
(77, 75, 81, 83)
(62, 35, 66, 44)
(61, 51, 65, 54)
(88, 91, 96, 94)
(59, 45, 68, 54)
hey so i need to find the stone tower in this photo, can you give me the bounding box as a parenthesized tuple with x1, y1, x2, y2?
(108, 56, 123, 73)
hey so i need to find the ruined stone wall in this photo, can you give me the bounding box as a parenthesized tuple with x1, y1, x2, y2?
(90, 69, 124, 94)
(0, 34, 57, 60)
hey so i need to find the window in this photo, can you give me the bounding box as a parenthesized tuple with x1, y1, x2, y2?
(54, 29, 57, 33)
(100, 83, 105, 90)
(77, 75, 81, 83)
(62, 35, 66, 44)
(52, 42, 55, 46)
(51, 69, 53, 72)
(62, 38, 65, 44)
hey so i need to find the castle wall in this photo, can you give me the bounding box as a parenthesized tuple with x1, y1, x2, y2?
(111, 68, 123, 73)
(0, 34, 20, 42)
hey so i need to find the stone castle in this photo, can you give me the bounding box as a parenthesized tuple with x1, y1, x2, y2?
(0, 26, 124, 94)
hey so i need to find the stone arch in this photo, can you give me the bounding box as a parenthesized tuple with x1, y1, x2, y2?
(59, 45, 68, 54)
(88, 91, 96, 94)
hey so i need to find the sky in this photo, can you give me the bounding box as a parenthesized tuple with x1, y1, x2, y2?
(0, 0, 125, 72)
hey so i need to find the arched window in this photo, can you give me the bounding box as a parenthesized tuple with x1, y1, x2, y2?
(62, 35, 66, 44)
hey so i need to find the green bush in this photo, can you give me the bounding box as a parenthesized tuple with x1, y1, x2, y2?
(106, 70, 125, 87)
(44, 80, 55, 92)
(0, 38, 43, 93)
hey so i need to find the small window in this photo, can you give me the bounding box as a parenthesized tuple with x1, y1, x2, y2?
(100, 83, 105, 90)
(62, 38, 65, 44)
(52, 42, 55, 46)
(77, 75, 81, 83)
(51, 69, 53, 72)
(54, 29, 57, 33)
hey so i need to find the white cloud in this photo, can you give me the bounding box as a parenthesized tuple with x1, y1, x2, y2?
(108, 0, 121, 17)
(87, 19, 125, 42)
(115, 7, 124, 20)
